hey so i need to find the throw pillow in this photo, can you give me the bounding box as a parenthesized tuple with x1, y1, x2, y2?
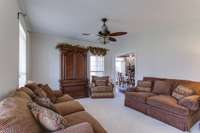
(95, 80, 107, 86)
(172, 85, 195, 100)
(39, 84, 57, 103)
(17, 87, 36, 99)
(34, 96, 58, 112)
(137, 80, 152, 88)
(34, 88, 47, 98)
(152, 80, 172, 95)
(135, 87, 152, 92)
(28, 102, 70, 131)
(25, 83, 41, 92)
(178, 95, 200, 111)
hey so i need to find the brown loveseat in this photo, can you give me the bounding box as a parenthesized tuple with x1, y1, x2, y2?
(0, 85, 107, 133)
(125, 77, 200, 131)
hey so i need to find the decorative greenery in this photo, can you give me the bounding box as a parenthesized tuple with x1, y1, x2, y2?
(88, 46, 109, 56)
(56, 43, 109, 56)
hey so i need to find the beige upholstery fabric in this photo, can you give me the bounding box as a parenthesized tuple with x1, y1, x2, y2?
(54, 101, 85, 116)
(95, 80, 107, 86)
(147, 95, 190, 116)
(91, 76, 114, 98)
(56, 95, 74, 103)
(0, 96, 44, 133)
(126, 92, 155, 103)
(91, 92, 114, 98)
(17, 87, 36, 99)
(52, 122, 94, 133)
(91, 86, 113, 93)
(64, 111, 107, 133)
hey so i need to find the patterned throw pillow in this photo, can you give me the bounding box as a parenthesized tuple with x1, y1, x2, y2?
(28, 102, 70, 131)
(172, 85, 195, 100)
(38, 84, 57, 103)
(34, 96, 58, 112)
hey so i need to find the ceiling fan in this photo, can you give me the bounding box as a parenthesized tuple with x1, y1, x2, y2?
(82, 18, 127, 44)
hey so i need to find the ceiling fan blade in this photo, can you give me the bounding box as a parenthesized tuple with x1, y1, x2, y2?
(109, 37, 117, 42)
(82, 33, 91, 36)
(109, 32, 127, 36)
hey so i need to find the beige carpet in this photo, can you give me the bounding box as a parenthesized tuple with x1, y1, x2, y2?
(78, 92, 200, 133)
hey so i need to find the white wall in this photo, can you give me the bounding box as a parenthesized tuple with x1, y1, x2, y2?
(113, 22, 200, 82)
(0, 0, 20, 99)
(30, 33, 115, 89)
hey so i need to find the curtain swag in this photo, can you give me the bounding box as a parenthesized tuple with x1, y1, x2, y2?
(88, 46, 109, 56)
(56, 44, 109, 56)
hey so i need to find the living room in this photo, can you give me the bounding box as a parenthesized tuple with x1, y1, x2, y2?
(0, 0, 200, 133)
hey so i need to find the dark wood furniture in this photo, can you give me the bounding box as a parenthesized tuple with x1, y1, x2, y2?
(57, 44, 89, 98)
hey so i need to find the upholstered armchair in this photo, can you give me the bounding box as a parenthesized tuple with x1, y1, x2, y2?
(90, 76, 114, 98)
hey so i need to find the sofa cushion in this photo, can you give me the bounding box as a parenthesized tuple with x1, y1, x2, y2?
(34, 96, 58, 112)
(10, 90, 32, 101)
(147, 95, 190, 116)
(34, 88, 47, 98)
(136, 87, 152, 92)
(52, 122, 94, 133)
(125, 92, 155, 103)
(39, 84, 57, 103)
(172, 85, 195, 100)
(91, 92, 114, 98)
(54, 101, 85, 116)
(56, 94, 74, 103)
(137, 80, 152, 88)
(178, 95, 200, 111)
(95, 80, 107, 86)
(91, 86, 113, 93)
(64, 111, 107, 133)
(28, 102, 70, 132)
(17, 87, 36, 99)
(25, 83, 40, 92)
(152, 80, 172, 95)
(0, 97, 44, 133)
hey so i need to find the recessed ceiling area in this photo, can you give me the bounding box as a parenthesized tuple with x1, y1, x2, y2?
(19, 0, 200, 42)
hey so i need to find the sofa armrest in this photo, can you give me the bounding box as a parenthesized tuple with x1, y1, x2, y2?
(90, 83, 96, 88)
(53, 90, 64, 97)
(108, 82, 114, 88)
(52, 122, 94, 133)
(178, 95, 200, 111)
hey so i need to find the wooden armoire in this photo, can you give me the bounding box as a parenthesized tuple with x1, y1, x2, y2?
(57, 44, 89, 98)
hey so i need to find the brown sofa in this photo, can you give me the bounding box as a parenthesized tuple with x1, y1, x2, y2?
(125, 77, 200, 131)
(0, 87, 107, 133)
(90, 76, 114, 98)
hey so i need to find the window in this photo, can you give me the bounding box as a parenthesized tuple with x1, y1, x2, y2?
(90, 56, 104, 78)
(19, 21, 27, 87)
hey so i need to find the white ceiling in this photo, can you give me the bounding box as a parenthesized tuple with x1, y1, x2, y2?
(19, 0, 200, 42)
